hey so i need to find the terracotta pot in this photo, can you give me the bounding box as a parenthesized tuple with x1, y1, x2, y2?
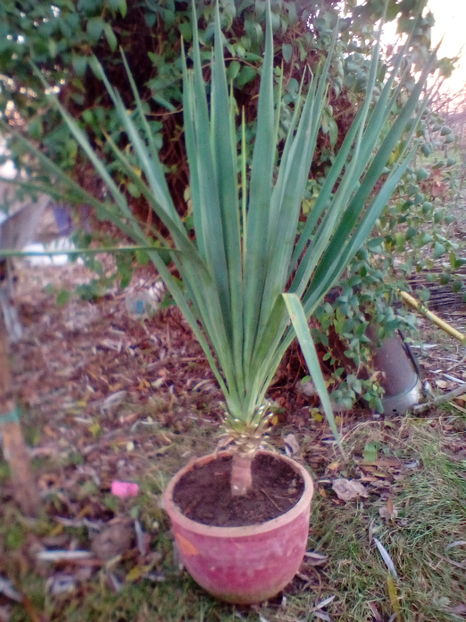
(162, 450, 314, 604)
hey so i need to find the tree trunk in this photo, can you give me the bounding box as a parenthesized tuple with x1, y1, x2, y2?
(230, 452, 253, 496)
(0, 318, 39, 516)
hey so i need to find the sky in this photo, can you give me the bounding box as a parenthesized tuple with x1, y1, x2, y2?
(428, 0, 466, 96)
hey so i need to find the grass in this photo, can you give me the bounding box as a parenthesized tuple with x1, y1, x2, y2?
(1, 411, 464, 621)
(388, 427, 465, 621)
(308, 417, 466, 622)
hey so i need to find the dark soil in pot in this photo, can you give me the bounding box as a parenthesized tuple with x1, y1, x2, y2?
(172, 453, 304, 527)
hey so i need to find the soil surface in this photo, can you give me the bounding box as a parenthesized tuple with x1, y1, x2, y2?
(172, 453, 305, 527)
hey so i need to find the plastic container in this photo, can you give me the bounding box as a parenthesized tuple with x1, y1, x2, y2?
(371, 331, 422, 415)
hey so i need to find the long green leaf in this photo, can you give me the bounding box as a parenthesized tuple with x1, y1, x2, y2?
(243, 0, 276, 368)
(283, 293, 341, 447)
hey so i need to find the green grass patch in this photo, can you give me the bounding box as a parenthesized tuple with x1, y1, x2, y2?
(309, 416, 466, 622)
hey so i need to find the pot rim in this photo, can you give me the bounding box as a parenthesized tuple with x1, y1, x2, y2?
(162, 449, 314, 537)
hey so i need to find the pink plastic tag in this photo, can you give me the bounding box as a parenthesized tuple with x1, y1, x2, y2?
(111, 480, 139, 498)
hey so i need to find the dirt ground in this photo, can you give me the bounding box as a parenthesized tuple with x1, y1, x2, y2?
(4, 250, 465, 488)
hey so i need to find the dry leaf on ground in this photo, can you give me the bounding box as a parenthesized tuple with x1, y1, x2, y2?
(379, 498, 398, 521)
(332, 478, 368, 501)
(91, 519, 134, 560)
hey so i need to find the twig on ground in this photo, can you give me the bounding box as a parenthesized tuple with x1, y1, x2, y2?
(413, 384, 466, 413)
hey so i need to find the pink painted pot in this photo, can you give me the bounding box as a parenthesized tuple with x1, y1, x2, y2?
(162, 450, 314, 604)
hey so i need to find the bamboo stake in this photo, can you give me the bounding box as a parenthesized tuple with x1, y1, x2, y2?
(399, 290, 466, 345)
(0, 316, 39, 516)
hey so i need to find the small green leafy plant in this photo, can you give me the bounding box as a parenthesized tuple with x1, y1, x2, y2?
(312, 107, 463, 413)
(1, 2, 436, 495)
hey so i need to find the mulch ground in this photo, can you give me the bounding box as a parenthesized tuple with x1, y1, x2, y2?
(0, 256, 464, 620)
(5, 255, 465, 494)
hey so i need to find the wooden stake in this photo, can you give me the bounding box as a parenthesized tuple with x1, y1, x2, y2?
(399, 290, 466, 345)
(0, 317, 39, 516)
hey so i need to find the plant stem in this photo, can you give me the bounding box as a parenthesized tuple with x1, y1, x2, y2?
(231, 452, 253, 496)
(0, 320, 39, 516)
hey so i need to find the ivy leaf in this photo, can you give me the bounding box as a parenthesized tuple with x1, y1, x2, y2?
(178, 21, 192, 42)
(321, 113, 338, 147)
(282, 43, 292, 64)
(86, 17, 105, 42)
(108, 0, 126, 16)
(144, 12, 156, 28)
(363, 442, 378, 462)
(127, 182, 141, 198)
(433, 242, 446, 258)
(48, 39, 57, 58)
(449, 252, 465, 269)
(327, 117, 338, 147)
(117, 0, 127, 18)
(71, 92, 85, 105)
(104, 23, 118, 51)
(72, 55, 88, 77)
(236, 65, 257, 87)
(56, 289, 71, 306)
(227, 60, 240, 81)
(28, 117, 43, 140)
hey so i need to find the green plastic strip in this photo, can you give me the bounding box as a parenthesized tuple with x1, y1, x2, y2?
(0, 407, 20, 424)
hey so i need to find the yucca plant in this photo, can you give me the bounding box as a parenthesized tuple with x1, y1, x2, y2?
(2, 2, 435, 496)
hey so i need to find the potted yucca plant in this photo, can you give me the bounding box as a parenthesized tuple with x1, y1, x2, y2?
(1, 0, 435, 604)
